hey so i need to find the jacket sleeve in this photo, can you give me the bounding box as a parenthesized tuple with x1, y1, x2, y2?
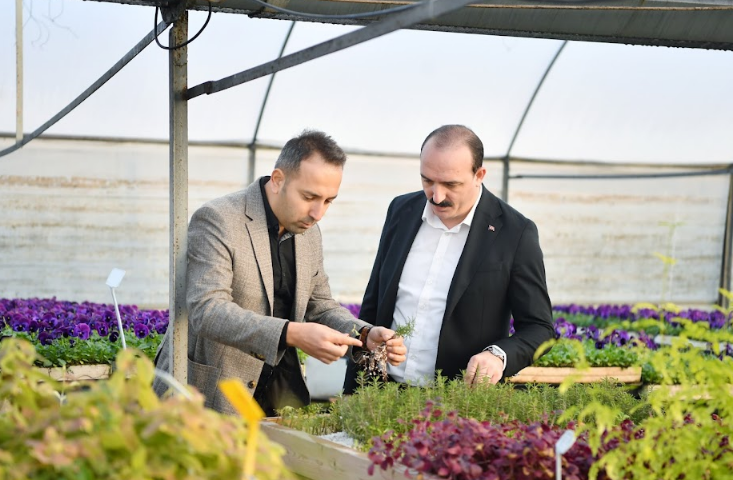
(492, 220, 555, 377)
(303, 225, 370, 335)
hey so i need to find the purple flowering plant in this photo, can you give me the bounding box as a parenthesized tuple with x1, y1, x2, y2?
(552, 303, 732, 336)
(0, 297, 167, 367)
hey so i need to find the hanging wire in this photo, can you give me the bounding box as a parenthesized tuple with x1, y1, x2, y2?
(246, 0, 419, 20)
(154, 1, 212, 50)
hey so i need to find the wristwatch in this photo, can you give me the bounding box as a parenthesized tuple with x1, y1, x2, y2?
(359, 326, 372, 350)
(483, 345, 506, 370)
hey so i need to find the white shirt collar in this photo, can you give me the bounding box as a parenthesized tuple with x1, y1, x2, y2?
(422, 186, 483, 232)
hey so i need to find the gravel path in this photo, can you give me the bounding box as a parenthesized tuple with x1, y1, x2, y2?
(318, 431, 356, 449)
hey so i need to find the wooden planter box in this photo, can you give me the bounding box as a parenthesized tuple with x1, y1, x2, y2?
(508, 366, 642, 384)
(261, 421, 440, 480)
(40, 364, 111, 382)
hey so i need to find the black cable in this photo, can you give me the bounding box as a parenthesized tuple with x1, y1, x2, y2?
(246, 0, 419, 20)
(154, 1, 212, 50)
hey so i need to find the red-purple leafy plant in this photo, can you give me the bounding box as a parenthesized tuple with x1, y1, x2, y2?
(367, 400, 598, 480)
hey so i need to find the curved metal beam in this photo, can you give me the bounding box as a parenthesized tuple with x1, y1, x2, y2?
(248, 21, 296, 184)
(501, 40, 567, 200)
(0, 21, 170, 159)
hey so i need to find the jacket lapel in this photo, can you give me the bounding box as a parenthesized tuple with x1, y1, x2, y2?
(244, 182, 274, 315)
(377, 195, 424, 325)
(443, 187, 503, 321)
(292, 233, 312, 322)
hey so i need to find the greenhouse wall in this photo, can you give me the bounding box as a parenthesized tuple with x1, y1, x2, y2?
(0, 137, 729, 308)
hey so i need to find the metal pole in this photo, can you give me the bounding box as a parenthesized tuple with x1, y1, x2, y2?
(719, 170, 733, 308)
(248, 21, 296, 185)
(169, 13, 189, 385)
(501, 156, 510, 202)
(15, 0, 23, 142)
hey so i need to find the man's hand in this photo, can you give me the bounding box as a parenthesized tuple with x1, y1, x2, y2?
(286, 322, 362, 364)
(464, 351, 503, 385)
(366, 326, 407, 366)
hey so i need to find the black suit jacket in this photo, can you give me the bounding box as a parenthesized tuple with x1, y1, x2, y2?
(344, 187, 554, 393)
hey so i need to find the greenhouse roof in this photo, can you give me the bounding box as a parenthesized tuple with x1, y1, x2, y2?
(94, 0, 733, 50)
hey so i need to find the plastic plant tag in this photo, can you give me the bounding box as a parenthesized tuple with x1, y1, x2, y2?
(219, 379, 265, 478)
(555, 429, 576, 455)
(106, 268, 126, 288)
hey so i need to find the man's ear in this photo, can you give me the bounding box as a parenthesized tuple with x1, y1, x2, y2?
(270, 168, 285, 193)
(475, 166, 487, 184)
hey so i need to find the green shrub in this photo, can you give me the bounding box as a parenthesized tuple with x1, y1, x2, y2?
(568, 305, 733, 480)
(0, 338, 292, 480)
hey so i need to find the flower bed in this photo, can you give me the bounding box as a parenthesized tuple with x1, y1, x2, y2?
(3, 297, 731, 383)
(278, 327, 733, 480)
(0, 297, 166, 367)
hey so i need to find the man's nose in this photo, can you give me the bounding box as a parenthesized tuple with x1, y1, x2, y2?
(432, 185, 446, 204)
(310, 202, 328, 222)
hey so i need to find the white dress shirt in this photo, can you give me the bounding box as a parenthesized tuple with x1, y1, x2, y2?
(388, 189, 484, 385)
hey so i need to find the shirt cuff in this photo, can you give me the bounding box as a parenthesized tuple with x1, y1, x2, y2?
(278, 321, 289, 351)
(483, 345, 507, 371)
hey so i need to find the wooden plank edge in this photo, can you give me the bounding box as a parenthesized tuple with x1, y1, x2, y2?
(508, 366, 642, 384)
(41, 364, 111, 381)
(261, 420, 441, 480)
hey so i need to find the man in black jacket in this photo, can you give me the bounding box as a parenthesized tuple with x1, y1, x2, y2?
(344, 125, 554, 393)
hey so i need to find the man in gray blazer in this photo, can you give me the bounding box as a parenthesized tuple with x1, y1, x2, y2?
(154, 130, 406, 415)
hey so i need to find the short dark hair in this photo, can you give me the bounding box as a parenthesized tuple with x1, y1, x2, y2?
(274, 130, 347, 174)
(420, 125, 484, 173)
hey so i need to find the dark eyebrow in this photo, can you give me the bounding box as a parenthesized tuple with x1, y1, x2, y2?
(421, 174, 460, 186)
(303, 190, 338, 201)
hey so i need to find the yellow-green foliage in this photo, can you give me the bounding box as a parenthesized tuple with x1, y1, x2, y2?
(567, 300, 733, 480)
(0, 338, 292, 480)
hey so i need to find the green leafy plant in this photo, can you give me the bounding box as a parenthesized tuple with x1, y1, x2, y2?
(278, 403, 341, 436)
(281, 374, 649, 450)
(716, 287, 733, 328)
(5, 330, 162, 367)
(534, 338, 640, 368)
(566, 303, 733, 480)
(0, 338, 292, 480)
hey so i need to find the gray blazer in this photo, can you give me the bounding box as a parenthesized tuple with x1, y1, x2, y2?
(153, 179, 369, 414)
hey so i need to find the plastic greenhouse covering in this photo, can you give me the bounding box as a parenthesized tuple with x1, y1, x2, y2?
(0, 0, 731, 307)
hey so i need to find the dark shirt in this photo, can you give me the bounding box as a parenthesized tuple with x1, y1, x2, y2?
(253, 177, 307, 416)
(260, 176, 296, 323)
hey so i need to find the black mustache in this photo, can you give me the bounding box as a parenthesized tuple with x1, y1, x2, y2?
(429, 198, 453, 208)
